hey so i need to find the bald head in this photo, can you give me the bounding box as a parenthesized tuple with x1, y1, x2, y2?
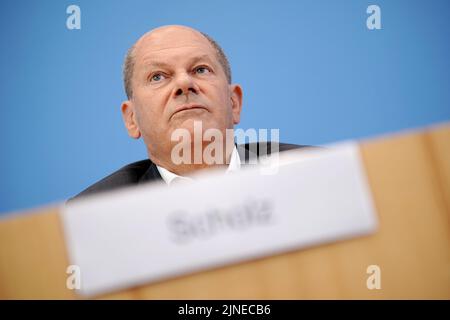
(123, 25, 231, 99)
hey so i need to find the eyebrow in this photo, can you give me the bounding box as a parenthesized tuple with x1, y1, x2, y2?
(143, 54, 215, 70)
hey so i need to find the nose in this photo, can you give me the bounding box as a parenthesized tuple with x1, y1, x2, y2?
(174, 72, 199, 97)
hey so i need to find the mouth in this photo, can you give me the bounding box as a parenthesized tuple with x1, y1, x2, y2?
(170, 103, 208, 120)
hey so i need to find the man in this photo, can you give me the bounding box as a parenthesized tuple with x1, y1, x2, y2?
(72, 25, 304, 200)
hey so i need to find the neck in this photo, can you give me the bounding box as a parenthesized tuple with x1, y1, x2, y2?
(149, 139, 236, 176)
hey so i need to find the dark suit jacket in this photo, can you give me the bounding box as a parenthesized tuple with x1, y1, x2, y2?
(71, 142, 307, 201)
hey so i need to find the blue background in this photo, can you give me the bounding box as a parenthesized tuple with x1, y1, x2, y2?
(1, 0, 449, 215)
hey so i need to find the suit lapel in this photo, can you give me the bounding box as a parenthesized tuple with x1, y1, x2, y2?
(237, 143, 259, 167)
(138, 161, 163, 184)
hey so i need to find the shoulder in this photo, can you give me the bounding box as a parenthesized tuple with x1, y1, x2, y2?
(69, 159, 154, 201)
(237, 142, 313, 162)
(241, 142, 311, 154)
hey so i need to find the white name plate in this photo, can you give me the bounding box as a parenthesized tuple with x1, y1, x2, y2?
(62, 142, 378, 297)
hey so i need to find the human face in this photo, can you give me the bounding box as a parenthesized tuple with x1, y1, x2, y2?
(121, 26, 242, 166)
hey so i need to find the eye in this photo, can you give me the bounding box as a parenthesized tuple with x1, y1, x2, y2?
(150, 73, 166, 82)
(194, 66, 211, 75)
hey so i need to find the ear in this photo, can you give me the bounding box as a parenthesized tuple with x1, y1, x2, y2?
(121, 100, 141, 139)
(229, 84, 243, 125)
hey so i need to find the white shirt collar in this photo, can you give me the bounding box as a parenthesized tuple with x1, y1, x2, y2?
(156, 145, 241, 186)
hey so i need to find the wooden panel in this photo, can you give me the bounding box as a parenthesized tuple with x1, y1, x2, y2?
(0, 124, 449, 299)
(0, 208, 76, 299)
(426, 124, 450, 220)
(356, 132, 450, 299)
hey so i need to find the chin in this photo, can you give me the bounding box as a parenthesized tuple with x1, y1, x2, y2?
(173, 117, 220, 133)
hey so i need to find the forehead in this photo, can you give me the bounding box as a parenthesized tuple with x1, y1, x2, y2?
(134, 28, 217, 67)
